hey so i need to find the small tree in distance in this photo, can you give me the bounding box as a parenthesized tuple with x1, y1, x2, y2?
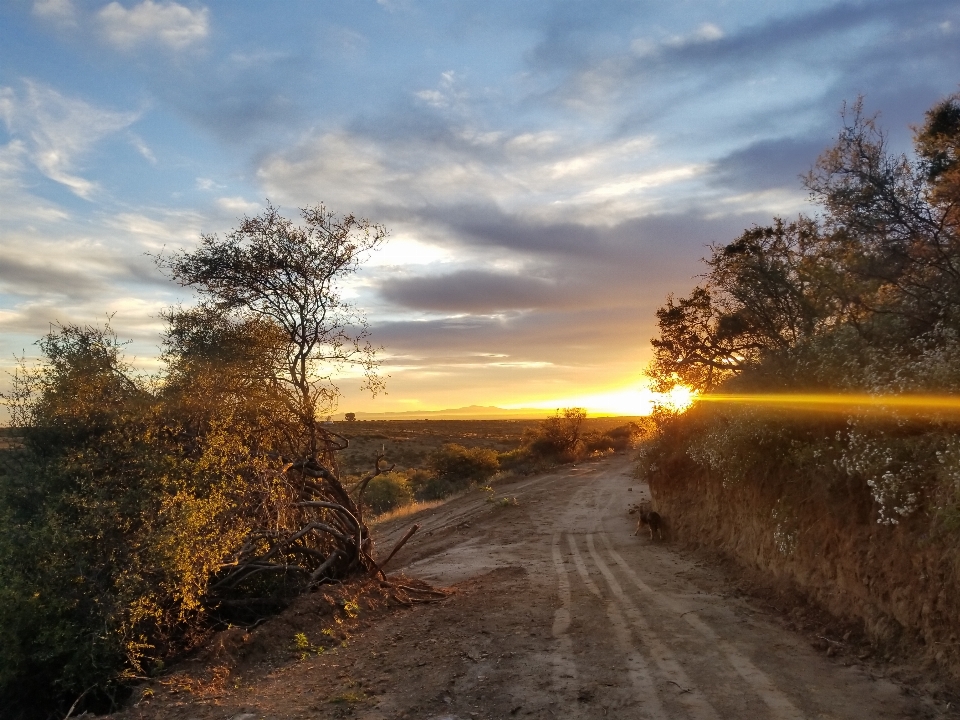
(525, 407, 587, 461)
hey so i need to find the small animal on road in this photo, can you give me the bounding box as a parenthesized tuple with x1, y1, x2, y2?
(628, 503, 664, 540)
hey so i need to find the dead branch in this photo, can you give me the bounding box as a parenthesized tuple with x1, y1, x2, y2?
(322, 429, 350, 451)
(350, 453, 397, 499)
(209, 452, 387, 608)
(308, 550, 342, 584)
(378, 524, 420, 571)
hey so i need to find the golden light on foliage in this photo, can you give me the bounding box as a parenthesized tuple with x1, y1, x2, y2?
(691, 392, 960, 416)
(658, 385, 696, 412)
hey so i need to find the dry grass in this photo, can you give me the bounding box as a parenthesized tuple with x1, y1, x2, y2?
(370, 499, 445, 526)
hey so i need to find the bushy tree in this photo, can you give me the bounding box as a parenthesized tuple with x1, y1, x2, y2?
(159, 203, 387, 456)
(0, 324, 169, 713)
(524, 408, 587, 460)
(362, 471, 415, 515)
(644, 90, 960, 531)
(583, 422, 644, 453)
(649, 93, 960, 394)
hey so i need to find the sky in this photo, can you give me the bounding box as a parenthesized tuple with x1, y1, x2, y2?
(1, 0, 959, 418)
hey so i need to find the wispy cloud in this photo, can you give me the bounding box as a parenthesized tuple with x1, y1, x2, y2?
(98, 0, 209, 52)
(128, 132, 156, 163)
(630, 22, 725, 57)
(0, 80, 139, 198)
(258, 124, 695, 227)
(32, 0, 77, 26)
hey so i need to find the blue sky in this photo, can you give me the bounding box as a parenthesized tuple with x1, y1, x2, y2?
(1, 0, 959, 416)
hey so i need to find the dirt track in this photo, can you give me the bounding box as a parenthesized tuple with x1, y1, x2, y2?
(120, 453, 955, 719)
(371, 453, 949, 719)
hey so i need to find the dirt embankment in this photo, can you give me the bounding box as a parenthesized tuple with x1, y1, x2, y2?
(649, 453, 960, 679)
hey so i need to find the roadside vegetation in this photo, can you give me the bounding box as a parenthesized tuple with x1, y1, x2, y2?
(0, 204, 390, 718)
(0, 211, 642, 720)
(642, 92, 960, 672)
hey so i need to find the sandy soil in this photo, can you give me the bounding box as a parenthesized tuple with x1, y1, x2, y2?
(118, 453, 958, 719)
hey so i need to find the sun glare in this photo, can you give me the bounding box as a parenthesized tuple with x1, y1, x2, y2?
(693, 392, 960, 416)
(505, 383, 697, 416)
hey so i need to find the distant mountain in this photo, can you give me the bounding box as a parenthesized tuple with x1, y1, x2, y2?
(345, 405, 572, 420)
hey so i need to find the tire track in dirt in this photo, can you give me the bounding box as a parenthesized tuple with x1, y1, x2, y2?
(567, 532, 667, 718)
(563, 463, 806, 719)
(585, 533, 721, 720)
(598, 533, 806, 720)
(550, 531, 584, 718)
(568, 462, 804, 720)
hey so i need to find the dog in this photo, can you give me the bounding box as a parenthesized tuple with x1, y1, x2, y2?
(628, 503, 663, 540)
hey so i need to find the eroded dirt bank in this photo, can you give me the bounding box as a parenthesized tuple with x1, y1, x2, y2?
(113, 455, 956, 719)
(649, 449, 960, 682)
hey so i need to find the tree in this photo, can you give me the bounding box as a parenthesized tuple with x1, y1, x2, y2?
(648, 220, 839, 392)
(805, 97, 960, 336)
(0, 206, 396, 717)
(0, 324, 173, 714)
(649, 93, 960, 393)
(155, 204, 394, 607)
(159, 203, 387, 457)
(525, 408, 587, 459)
(429, 444, 499, 485)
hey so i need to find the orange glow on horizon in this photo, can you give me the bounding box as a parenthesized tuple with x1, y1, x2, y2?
(503, 383, 697, 416)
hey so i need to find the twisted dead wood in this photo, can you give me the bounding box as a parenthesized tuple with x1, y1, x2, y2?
(209, 444, 388, 608)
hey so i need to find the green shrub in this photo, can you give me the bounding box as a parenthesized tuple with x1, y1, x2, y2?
(362, 472, 414, 515)
(418, 444, 499, 500)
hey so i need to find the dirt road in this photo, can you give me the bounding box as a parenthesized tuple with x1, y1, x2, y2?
(121, 453, 953, 719)
(371, 453, 944, 719)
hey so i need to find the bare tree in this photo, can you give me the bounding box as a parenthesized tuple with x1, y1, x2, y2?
(160, 203, 387, 456)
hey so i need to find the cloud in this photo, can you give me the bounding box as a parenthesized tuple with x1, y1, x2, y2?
(32, 0, 77, 26)
(415, 71, 469, 111)
(708, 136, 827, 192)
(415, 203, 759, 266)
(0, 246, 105, 300)
(631, 22, 724, 57)
(534, 0, 960, 141)
(379, 269, 562, 313)
(258, 124, 702, 228)
(376, 0, 412, 12)
(98, 0, 209, 51)
(370, 304, 653, 367)
(216, 196, 261, 215)
(128, 132, 156, 163)
(195, 177, 221, 190)
(0, 80, 139, 198)
(0, 204, 204, 387)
